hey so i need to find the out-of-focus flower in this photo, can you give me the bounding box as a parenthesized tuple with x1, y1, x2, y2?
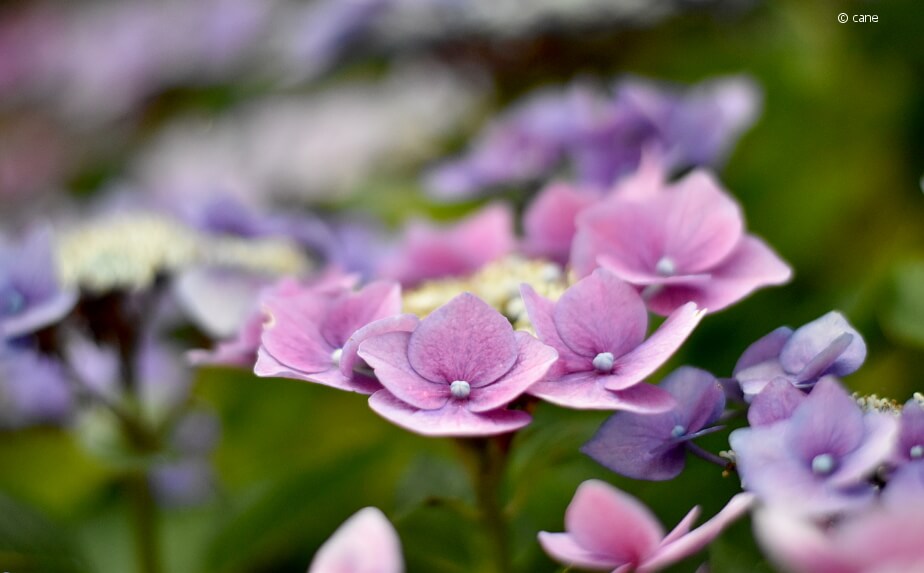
(571, 165, 791, 315)
(521, 182, 602, 265)
(136, 62, 486, 204)
(582, 367, 725, 480)
(0, 227, 77, 339)
(358, 293, 557, 436)
(425, 76, 760, 200)
(308, 507, 403, 573)
(730, 378, 898, 517)
(380, 204, 515, 286)
(520, 269, 702, 411)
(753, 464, 924, 573)
(539, 479, 753, 573)
(734, 311, 866, 399)
(150, 410, 221, 506)
(0, 342, 72, 428)
(255, 280, 408, 394)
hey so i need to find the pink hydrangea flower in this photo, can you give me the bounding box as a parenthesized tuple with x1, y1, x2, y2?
(571, 166, 791, 315)
(521, 181, 602, 265)
(308, 507, 403, 573)
(540, 480, 754, 572)
(358, 293, 557, 436)
(521, 269, 703, 411)
(379, 204, 514, 286)
(255, 279, 415, 394)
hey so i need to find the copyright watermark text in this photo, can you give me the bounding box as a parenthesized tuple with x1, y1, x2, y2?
(838, 12, 879, 23)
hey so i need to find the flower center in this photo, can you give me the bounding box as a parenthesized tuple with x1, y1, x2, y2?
(811, 453, 836, 475)
(655, 256, 677, 277)
(670, 425, 686, 438)
(450, 380, 471, 399)
(592, 352, 615, 373)
(910, 445, 924, 460)
(330, 348, 343, 366)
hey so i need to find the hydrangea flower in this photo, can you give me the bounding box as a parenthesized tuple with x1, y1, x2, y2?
(539, 480, 754, 573)
(0, 227, 77, 339)
(754, 464, 924, 573)
(308, 507, 403, 573)
(730, 377, 898, 516)
(521, 269, 703, 411)
(0, 342, 73, 428)
(734, 311, 866, 399)
(255, 280, 411, 394)
(582, 367, 726, 480)
(358, 293, 557, 436)
(746, 376, 806, 427)
(379, 204, 514, 286)
(425, 76, 760, 200)
(570, 167, 791, 315)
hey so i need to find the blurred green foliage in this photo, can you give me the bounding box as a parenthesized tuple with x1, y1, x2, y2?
(2, 0, 923, 571)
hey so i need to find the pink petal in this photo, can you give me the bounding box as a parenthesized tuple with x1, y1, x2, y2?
(603, 302, 704, 390)
(537, 532, 621, 571)
(308, 507, 403, 573)
(639, 493, 754, 573)
(367, 390, 531, 437)
(751, 508, 855, 573)
(552, 269, 648, 359)
(661, 507, 701, 546)
(565, 480, 664, 565)
(320, 281, 402, 348)
(358, 332, 449, 410)
(340, 314, 420, 379)
(529, 376, 674, 412)
(522, 182, 600, 265)
(407, 293, 518, 386)
(571, 199, 665, 278)
(520, 284, 587, 372)
(261, 292, 336, 373)
(467, 332, 557, 413)
(254, 346, 357, 391)
(657, 170, 744, 273)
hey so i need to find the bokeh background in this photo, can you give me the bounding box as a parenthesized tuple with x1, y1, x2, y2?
(1, 0, 923, 571)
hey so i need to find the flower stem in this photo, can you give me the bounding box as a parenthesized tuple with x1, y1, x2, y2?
(458, 436, 513, 573)
(686, 442, 735, 472)
(128, 470, 162, 573)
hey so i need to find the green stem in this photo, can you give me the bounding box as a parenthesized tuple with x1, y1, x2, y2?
(128, 471, 162, 573)
(459, 436, 512, 573)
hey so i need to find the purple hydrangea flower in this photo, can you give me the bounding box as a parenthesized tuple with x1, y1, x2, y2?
(308, 507, 403, 573)
(424, 76, 761, 201)
(0, 227, 77, 339)
(893, 400, 924, 466)
(379, 204, 515, 286)
(746, 376, 806, 427)
(0, 342, 73, 428)
(539, 479, 754, 573)
(730, 377, 898, 517)
(358, 293, 557, 437)
(735, 311, 866, 399)
(571, 166, 792, 315)
(521, 269, 703, 411)
(582, 367, 726, 481)
(255, 279, 411, 394)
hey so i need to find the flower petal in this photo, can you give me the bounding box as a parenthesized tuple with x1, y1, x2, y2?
(785, 377, 865, 462)
(582, 410, 685, 481)
(734, 326, 793, 373)
(564, 480, 664, 565)
(747, 377, 806, 427)
(367, 390, 530, 437)
(261, 292, 335, 373)
(320, 281, 402, 349)
(780, 311, 866, 379)
(308, 507, 403, 573)
(407, 293, 517, 386)
(522, 182, 600, 265)
(603, 303, 704, 391)
(640, 493, 754, 573)
(340, 314, 419, 380)
(537, 532, 621, 571)
(467, 332, 557, 413)
(358, 332, 449, 410)
(520, 284, 586, 373)
(828, 412, 898, 489)
(552, 269, 648, 359)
